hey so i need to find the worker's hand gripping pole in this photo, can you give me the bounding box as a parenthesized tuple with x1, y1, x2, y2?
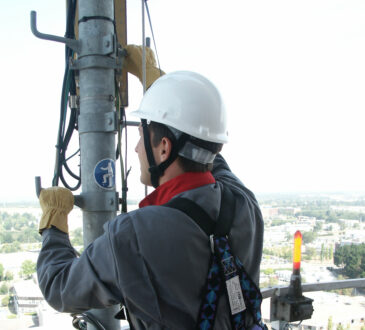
(35, 176, 83, 207)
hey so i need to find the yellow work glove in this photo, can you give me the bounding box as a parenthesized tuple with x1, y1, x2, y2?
(123, 44, 165, 89)
(39, 187, 74, 234)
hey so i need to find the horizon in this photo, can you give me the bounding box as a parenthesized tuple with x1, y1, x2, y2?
(1, 189, 365, 205)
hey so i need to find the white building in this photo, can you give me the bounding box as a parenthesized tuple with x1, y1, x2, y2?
(10, 278, 43, 314)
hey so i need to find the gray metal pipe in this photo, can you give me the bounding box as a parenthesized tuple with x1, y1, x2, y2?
(78, 0, 121, 328)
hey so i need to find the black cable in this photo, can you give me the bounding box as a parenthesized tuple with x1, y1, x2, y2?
(52, 0, 81, 190)
(115, 78, 129, 213)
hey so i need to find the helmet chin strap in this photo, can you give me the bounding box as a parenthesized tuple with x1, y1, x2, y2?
(141, 119, 189, 189)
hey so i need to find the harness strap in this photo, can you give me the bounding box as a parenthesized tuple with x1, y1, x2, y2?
(164, 197, 215, 236)
(164, 185, 267, 330)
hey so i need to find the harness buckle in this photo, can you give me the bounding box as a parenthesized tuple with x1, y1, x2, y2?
(209, 234, 215, 253)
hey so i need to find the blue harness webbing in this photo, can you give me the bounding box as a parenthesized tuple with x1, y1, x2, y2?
(164, 186, 267, 330)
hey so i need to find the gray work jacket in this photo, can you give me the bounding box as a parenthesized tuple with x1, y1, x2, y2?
(37, 155, 264, 329)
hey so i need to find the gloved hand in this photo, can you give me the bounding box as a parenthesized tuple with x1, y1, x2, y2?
(123, 44, 165, 89)
(39, 187, 74, 234)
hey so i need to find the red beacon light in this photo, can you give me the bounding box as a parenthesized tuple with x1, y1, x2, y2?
(293, 230, 302, 273)
(270, 229, 314, 322)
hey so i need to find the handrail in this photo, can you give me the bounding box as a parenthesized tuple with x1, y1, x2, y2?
(261, 278, 365, 299)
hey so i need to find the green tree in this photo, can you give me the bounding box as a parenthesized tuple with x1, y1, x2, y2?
(304, 247, 317, 260)
(0, 283, 8, 294)
(1, 295, 9, 307)
(4, 271, 14, 281)
(302, 231, 317, 244)
(314, 222, 323, 232)
(3, 219, 12, 231)
(0, 263, 4, 281)
(328, 316, 333, 330)
(320, 244, 325, 261)
(334, 244, 365, 278)
(263, 268, 275, 275)
(2, 232, 13, 244)
(20, 260, 36, 279)
(0, 242, 21, 253)
(70, 228, 83, 246)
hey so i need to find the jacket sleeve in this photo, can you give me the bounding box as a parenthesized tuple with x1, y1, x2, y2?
(37, 226, 122, 313)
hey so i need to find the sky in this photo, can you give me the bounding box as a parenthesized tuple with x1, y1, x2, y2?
(0, 0, 365, 202)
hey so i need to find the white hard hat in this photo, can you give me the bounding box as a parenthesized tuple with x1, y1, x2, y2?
(131, 71, 228, 143)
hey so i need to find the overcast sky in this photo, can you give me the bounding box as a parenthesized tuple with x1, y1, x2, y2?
(1, 0, 365, 202)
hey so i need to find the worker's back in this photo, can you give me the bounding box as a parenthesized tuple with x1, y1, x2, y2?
(107, 154, 264, 329)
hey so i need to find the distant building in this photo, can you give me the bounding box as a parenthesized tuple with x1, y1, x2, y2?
(10, 278, 44, 314)
(261, 207, 279, 219)
(278, 207, 301, 216)
(275, 270, 292, 282)
(298, 216, 316, 225)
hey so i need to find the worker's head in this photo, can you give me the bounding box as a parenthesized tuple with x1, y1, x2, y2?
(132, 71, 228, 188)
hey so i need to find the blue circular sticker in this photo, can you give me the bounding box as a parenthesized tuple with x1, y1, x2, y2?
(94, 159, 115, 189)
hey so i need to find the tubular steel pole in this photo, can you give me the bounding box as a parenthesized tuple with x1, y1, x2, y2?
(78, 0, 120, 328)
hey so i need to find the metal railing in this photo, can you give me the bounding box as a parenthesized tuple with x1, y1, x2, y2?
(261, 278, 365, 299)
(261, 278, 365, 329)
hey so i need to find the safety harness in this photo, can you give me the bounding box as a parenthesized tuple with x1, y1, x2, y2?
(116, 185, 266, 329)
(164, 185, 267, 330)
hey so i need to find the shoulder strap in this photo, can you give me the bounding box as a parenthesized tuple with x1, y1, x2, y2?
(164, 197, 215, 236)
(163, 185, 235, 236)
(214, 185, 236, 236)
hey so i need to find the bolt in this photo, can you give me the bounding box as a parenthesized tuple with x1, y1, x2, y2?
(109, 95, 115, 102)
(105, 41, 110, 48)
(108, 118, 113, 125)
(110, 199, 114, 205)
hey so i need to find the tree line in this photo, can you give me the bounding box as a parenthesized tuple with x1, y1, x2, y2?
(0, 212, 41, 250)
(0, 212, 83, 253)
(298, 209, 365, 222)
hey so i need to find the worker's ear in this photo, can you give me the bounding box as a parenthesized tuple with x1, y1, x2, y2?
(154, 137, 172, 164)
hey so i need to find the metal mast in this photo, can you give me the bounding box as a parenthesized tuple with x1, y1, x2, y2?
(32, 0, 128, 327)
(77, 0, 120, 328)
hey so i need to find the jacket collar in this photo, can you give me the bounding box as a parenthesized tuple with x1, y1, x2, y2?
(139, 171, 215, 208)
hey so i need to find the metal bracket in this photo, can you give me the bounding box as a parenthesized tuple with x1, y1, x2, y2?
(270, 295, 314, 323)
(70, 56, 123, 70)
(30, 11, 80, 53)
(76, 191, 119, 212)
(78, 111, 117, 133)
(79, 34, 114, 56)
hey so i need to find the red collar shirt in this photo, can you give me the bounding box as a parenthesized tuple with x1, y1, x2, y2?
(139, 171, 216, 208)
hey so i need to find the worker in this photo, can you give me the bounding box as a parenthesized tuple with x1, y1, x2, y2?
(37, 45, 265, 329)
